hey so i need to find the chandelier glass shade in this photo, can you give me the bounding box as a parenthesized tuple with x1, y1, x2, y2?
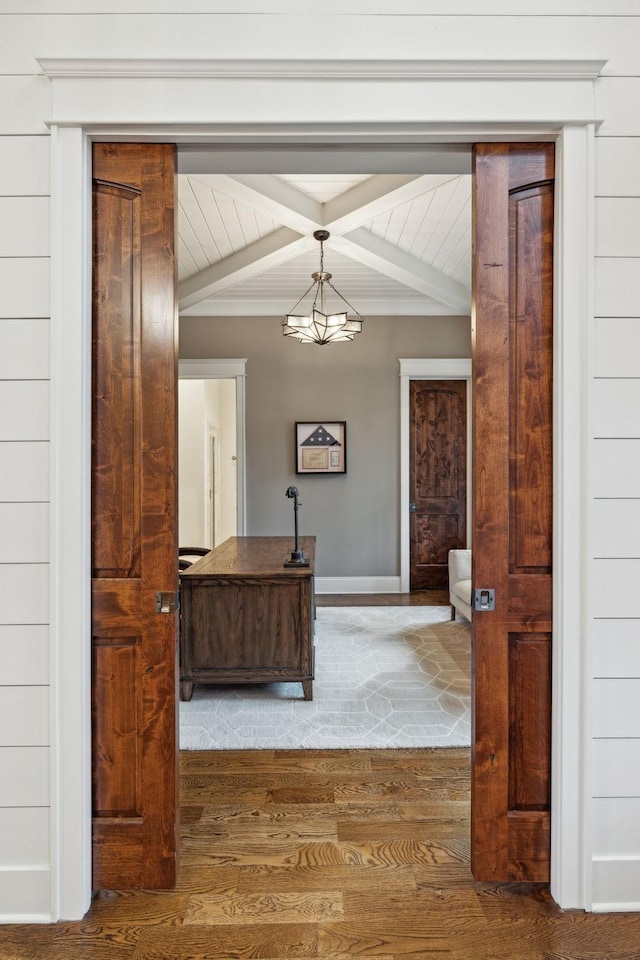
(282, 230, 364, 345)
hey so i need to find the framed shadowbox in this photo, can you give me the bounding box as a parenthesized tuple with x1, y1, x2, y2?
(295, 421, 346, 475)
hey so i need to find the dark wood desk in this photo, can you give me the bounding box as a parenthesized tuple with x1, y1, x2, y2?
(179, 536, 315, 702)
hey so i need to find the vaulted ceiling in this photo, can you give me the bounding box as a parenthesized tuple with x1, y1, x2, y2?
(177, 169, 472, 319)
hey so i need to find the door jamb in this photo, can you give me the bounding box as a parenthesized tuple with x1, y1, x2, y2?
(399, 358, 472, 593)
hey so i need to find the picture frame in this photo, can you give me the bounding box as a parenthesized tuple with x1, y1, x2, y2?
(295, 421, 347, 475)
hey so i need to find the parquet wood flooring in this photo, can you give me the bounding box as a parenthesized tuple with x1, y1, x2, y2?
(2, 749, 640, 958)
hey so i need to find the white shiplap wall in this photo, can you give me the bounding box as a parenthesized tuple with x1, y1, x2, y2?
(0, 132, 52, 918)
(592, 110, 640, 908)
(1, 0, 639, 920)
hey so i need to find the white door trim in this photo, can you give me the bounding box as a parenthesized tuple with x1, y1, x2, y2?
(399, 359, 472, 594)
(178, 358, 247, 536)
(46, 59, 599, 920)
(206, 422, 220, 546)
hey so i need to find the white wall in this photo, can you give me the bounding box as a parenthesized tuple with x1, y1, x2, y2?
(0, 0, 639, 920)
(591, 112, 640, 910)
(0, 123, 52, 917)
(180, 315, 470, 580)
(204, 379, 237, 545)
(178, 379, 207, 548)
(178, 379, 237, 549)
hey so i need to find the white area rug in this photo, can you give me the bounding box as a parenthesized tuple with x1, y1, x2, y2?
(179, 606, 471, 750)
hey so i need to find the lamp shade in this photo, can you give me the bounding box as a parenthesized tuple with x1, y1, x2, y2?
(282, 231, 364, 345)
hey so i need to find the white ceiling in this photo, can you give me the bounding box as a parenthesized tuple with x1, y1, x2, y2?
(177, 149, 472, 319)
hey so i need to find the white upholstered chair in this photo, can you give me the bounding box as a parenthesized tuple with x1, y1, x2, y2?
(448, 549, 472, 622)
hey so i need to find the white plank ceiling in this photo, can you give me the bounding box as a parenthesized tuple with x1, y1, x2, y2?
(178, 171, 471, 317)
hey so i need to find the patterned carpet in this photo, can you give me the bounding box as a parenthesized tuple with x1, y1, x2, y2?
(179, 606, 471, 750)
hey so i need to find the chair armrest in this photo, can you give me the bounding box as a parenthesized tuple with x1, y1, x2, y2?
(448, 549, 471, 585)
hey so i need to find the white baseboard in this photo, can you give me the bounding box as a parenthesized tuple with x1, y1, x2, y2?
(592, 857, 640, 912)
(0, 913, 51, 924)
(315, 576, 403, 595)
(593, 902, 640, 913)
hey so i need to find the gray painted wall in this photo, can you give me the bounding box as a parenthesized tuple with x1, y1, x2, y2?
(180, 314, 471, 578)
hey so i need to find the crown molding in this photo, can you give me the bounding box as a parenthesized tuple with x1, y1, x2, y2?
(37, 57, 607, 81)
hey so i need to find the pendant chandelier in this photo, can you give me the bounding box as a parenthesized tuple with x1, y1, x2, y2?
(282, 230, 364, 345)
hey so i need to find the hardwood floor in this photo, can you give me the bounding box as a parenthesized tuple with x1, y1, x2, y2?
(1, 749, 640, 958)
(2, 597, 637, 956)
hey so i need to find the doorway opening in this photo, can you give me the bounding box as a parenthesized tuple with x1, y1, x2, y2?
(48, 66, 597, 914)
(170, 145, 554, 899)
(177, 143, 473, 604)
(175, 139, 563, 898)
(175, 144, 474, 753)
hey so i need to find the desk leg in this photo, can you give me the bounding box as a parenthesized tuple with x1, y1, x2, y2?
(180, 680, 194, 702)
(302, 679, 313, 701)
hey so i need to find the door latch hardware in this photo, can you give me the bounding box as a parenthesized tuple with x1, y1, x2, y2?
(472, 588, 496, 612)
(409, 502, 416, 513)
(155, 591, 179, 614)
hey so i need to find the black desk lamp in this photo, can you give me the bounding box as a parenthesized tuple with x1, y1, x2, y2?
(284, 486, 310, 567)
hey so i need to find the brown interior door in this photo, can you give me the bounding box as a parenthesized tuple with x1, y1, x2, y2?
(91, 143, 179, 889)
(471, 143, 554, 881)
(410, 379, 467, 590)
